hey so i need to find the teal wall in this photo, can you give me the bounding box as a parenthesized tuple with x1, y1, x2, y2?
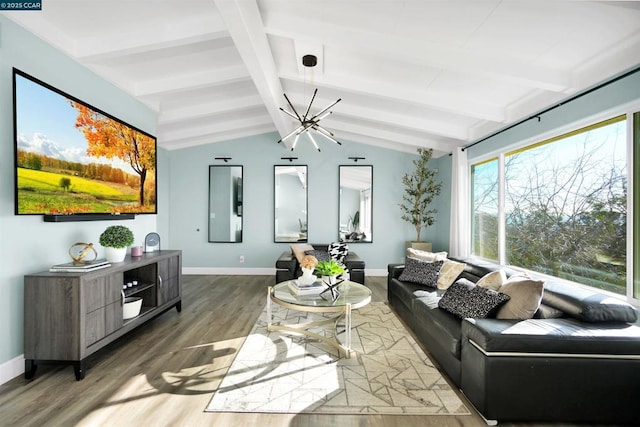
(432, 154, 453, 251)
(0, 16, 160, 367)
(167, 133, 440, 271)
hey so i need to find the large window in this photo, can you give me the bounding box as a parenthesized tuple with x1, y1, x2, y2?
(472, 116, 628, 296)
(471, 159, 499, 260)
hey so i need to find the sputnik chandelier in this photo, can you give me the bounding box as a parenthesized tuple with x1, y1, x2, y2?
(277, 54, 342, 152)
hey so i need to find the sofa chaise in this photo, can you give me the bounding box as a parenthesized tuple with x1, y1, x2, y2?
(388, 257, 640, 425)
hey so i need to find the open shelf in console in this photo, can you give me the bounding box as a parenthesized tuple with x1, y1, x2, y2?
(123, 305, 155, 324)
(123, 263, 158, 309)
(124, 282, 155, 298)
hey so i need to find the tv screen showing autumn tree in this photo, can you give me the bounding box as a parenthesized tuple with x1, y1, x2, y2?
(13, 69, 157, 217)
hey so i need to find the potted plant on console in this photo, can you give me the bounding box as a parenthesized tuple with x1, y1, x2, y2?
(99, 225, 134, 263)
(400, 147, 442, 251)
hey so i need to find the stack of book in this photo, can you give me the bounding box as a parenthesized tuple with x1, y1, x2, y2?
(288, 279, 324, 296)
(49, 259, 111, 273)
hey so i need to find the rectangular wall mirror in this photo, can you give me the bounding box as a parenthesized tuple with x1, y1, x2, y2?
(339, 165, 373, 242)
(275, 165, 308, 243)
(209, 165, 243, 243)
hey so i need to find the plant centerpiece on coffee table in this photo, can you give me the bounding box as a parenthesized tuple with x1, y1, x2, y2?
(315, 260, 346, 284)
(99, 225, 134, 263)
(315, 260, 346, 301)
(400, 147, 442, 251)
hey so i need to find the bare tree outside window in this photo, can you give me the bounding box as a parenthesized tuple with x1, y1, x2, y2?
(472, 118, 627, 295)
(471, 159, 499, 260)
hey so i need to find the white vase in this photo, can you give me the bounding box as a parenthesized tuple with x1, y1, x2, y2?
(104, 246, 127, 263)
(298, 267, 316, 285)
(321, 274, 339, 285)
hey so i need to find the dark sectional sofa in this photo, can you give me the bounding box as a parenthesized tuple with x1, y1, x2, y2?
(275, 243, 365, 284)
(388, 257, 640, 425)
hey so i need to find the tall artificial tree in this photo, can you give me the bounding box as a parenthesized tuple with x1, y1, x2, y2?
(400, 148, 442, 242)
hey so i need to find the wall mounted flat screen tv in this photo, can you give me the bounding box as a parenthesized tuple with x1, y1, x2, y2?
(13, 68, 157, 221)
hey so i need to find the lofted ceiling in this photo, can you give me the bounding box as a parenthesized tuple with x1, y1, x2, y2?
(4, 0, 640, 157)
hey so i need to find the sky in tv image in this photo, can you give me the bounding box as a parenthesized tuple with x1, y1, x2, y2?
(14, 72, 156, 215)
(16, 75, 136, 175)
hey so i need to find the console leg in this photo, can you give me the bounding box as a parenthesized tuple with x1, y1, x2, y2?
(74, 360, 86, 381)
(175, 301, 182, 313)
(24, 359, 37, 380)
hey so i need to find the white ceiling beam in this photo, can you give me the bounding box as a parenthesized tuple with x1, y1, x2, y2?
(160, 113, 273, 141)
(160, 124, 276, 150)
(338, 105, 468, 142)
(326, 119, 454, 153)
(74, 15, 230, 61)
(3, 12, 76, 56)
(571, 31, 640, 90)
(159, 94, 264, 124)
(335, 130, 451, 157)
(213, 0, 290, 146)
(264, 12, 571, 93)
(134, 65, 250, 97)
(281, 71, 506, 123)
(282, 88, 469, 140)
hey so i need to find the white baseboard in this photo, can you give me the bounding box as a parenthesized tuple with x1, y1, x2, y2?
(0, 354, 24, 386)
(183, 267, 276, 275)
(366, 269, 388, 277)
(183, 267, 389, 277)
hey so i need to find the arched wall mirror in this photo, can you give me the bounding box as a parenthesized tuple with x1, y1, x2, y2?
(339, 165, 373, 242)
(208, 165, 243, 243)
(274, 165, 308, 243)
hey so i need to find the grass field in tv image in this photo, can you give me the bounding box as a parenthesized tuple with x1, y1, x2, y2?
(16, 164, 154, 215)
(14, 70, 156, 215)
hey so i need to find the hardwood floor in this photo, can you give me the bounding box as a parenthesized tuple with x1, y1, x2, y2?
(0, 275, 599, 427)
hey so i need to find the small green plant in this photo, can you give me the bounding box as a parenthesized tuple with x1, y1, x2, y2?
(314, 260, 346, 276)
(99, 225, 134, 248)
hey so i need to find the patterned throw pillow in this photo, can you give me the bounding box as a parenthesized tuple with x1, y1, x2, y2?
(328, 242, 349, 263)
(397, 258, 444, 288)
(304, 249, 331, 262)
(438, 278, 510, 319)
(437, 259, 467, 290)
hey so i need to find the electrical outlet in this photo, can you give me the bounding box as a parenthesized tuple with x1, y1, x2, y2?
(239, 255, 245, 263)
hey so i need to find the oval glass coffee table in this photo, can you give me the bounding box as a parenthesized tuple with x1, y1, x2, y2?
(267, 279, 371, 358)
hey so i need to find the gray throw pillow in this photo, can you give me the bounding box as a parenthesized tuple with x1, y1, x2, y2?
(438, 278, 511, 319)
(304, 249, 331, 262)
(398, 258, 443, 288)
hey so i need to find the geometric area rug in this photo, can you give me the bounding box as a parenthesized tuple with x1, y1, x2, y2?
(206, 302, 470, 415)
